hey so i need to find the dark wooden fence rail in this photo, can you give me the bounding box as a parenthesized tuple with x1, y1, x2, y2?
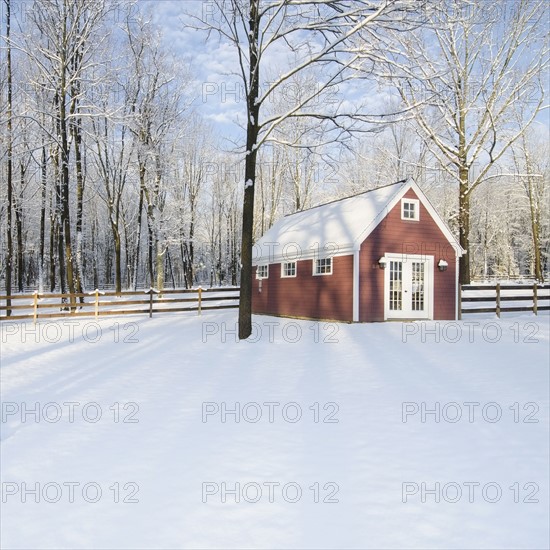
(0, 287, 239, 322)
(461, 283, 550, 317)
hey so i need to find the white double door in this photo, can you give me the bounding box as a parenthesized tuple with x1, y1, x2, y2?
(384, 254, 434, 320)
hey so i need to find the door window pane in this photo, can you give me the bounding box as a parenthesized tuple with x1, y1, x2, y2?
(389, 261, 402, 311)
(411, 262, 425, 311)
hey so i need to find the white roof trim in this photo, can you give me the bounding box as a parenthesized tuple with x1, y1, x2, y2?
(252, 178, 464, 265)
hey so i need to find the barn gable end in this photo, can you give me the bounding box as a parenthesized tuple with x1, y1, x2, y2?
(358, 187, 459, 322)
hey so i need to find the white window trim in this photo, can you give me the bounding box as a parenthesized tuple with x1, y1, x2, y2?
(281, 261, 297, 278)
(313, 257, 333, 276)
(401, 198, 420, 221)
(256, 265, 269, 279)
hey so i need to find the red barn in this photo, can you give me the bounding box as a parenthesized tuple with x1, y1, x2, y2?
(252, 179, 464, 322)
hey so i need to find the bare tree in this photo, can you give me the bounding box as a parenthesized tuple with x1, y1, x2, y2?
(512, 130, 549, 281)
(384, 0, 549, 282)
(173, 116, 211, 288)
(204, 152, 242, 287)
(191, 0, 423, 338)
(24, 0, 108, 304)
(91, 106, 135, 294)
(4, 0, 13, 312)
(124, 13, 187, 290)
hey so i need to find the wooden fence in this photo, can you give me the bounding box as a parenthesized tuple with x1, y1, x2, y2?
(2, 283, 549, 323)
(0, 287, 239, 322)
(461, 283, 550, 317)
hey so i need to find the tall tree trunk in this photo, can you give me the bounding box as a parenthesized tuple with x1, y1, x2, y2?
(527, 175, 543, 282)
(147, 218, 155, 288)
(15, 162, 24, 292)
(151, 159, 163, 291)
(521, 139, 544, 282)
(5, 0, 13, 313)
(459, 177, 471, 285)
(114, 220, 123, 294)
(60, 104, 76, 306)
(166, 250, 176, 289)
(133, 161, 146, 290)
(39, 146, 47, 293)
(122, 207, 131, 289)
(72, 115, 85, 295)
(113, 224, 122, 294)
(181, 242, 189, 288)
(49, 190, 56, 292)
(458, 91, 470, 285)
(238, 0, 260, 339)
(156, 245, 164, 294)
(235, 208, 239, 287)
(91, 215, 99, 289)
(71, 32, 85, 297)
(188, 206, 195, 288)
(52, 128, 67, 296)
(57, 214, 67, 296)
(58, 12, 76, 308)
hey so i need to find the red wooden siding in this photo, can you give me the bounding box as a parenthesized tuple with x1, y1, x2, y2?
(252, 255, 353, 321)
(359, 189, 457, 321)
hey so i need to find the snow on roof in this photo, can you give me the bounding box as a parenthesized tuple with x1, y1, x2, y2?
(253, 180, 409, 264)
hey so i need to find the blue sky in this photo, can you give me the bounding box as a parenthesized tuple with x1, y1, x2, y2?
(4, 0, 548, 150)
(136, 0, 549, 148)
(134, 0, 394, 148)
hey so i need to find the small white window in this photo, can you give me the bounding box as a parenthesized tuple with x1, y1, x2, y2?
(314, 257, 332, 275)
(281, 261, 297, 278)
(401, 199, 419, 221)
(256, 265, 269, 279)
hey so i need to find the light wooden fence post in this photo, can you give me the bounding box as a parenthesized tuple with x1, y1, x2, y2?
(88, 289, 104, 318)
(198, 286, 202, 316)
(33, 291, 38, 325)
(495, 283, 501, 318)
(533, 283, 538, 315)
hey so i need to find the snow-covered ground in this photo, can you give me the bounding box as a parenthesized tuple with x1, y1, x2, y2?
(1, 311, 549, 549)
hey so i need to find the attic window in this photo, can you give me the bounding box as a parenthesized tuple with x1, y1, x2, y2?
(314, 257, 332, 275)
(256, 265, 269, 279)
(401, 198, 419, 221)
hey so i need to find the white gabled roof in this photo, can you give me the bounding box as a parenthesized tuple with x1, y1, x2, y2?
(253, 178, 464, 264)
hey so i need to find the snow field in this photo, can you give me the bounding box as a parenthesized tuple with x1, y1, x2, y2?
(0, 311, 549, 549)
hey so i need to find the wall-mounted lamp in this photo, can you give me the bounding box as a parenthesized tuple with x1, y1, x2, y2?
(378, 257, 387, 269)
(438, 259, 448, 272)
